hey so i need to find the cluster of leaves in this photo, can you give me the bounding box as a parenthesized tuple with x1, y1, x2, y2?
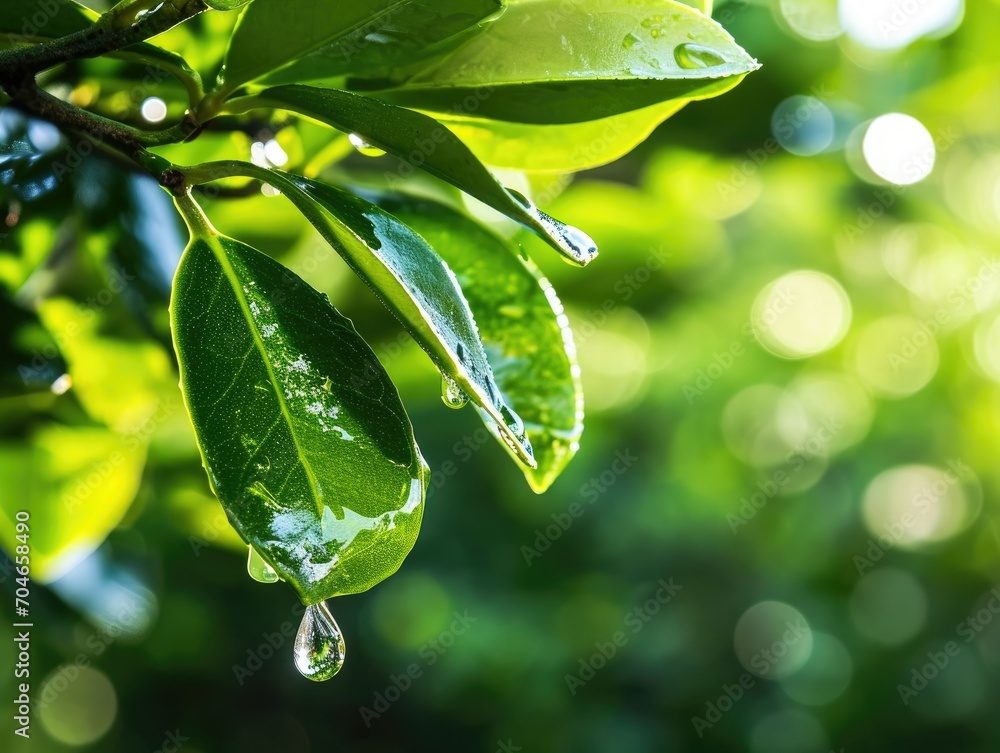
(0, 0, 756, 605)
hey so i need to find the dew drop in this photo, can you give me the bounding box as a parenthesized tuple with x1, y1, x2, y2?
(623, 32, 640, 49)
(348, 133, 386, 158)
(247, 546, 278, 584)
(294, 601, 346, 681)
(441, 375, 469, 410)
(674, 43, 726, 69)
(506, 189, 598, 266)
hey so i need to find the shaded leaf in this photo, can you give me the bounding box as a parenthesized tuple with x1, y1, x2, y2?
(170, 201, 425, 603)
(379, 198, 583, 492)
(378, 0, 758, 124)
(245, 85, 598, 266)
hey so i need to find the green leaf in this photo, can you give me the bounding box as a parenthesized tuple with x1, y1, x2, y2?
(0, 425, 147, 583)
(242, 166, 536, 469)
(258, 0, 504, 86)
(170, 201, 425, 604)
(379, 198, 584, 492)
(244, 85, 598, 266)
(0, 0, 92, 40)
(435, 99, 687, 173)
(221, 0, 502, 94)
(204, 0, 254, 9)
(376, 0, 759, 124)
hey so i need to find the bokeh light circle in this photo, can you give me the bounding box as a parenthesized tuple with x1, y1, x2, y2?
(779, 0, 843, 42)
(780, 631, 853, 706)
(839, 0, 964, 51)
(752, 271, 852, 359)
(861, 465, 977, 549)
(140, 97, 167, 124)
(772, 96, 836, 156)
(862, 114, 936, 185)
(37, 666, 117, 746)
(849, 568, 928, 644)
(851, 315, 939, 398)
(734, 601, 814, 679)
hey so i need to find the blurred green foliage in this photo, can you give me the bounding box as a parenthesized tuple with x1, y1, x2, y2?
(3, 0, 1000, 751)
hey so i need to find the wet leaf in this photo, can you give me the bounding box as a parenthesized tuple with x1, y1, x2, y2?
(252, 167, 536, 469)
(379, 198, 583, 492)
(221, 0, 501, 93)
(377, 0, 758, 123)
(170, 201, 425, 603)
(246, 85, 598, 266)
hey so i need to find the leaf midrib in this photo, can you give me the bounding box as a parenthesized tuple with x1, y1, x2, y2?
(203, 234, 327, 518)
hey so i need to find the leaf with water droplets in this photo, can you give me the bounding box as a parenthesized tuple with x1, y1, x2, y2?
(170, 198, 426, 604)
(240, 86, 598, 266)
(377, 198, 584, 493)
(235, 168, 536, 468)
(219, 0, 502, 94)
(373, 0, 759, 124)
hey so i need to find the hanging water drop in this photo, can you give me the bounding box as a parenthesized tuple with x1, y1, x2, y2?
(348, 133, 387, 157)
(441, 375, 469, 410)
(294, 601, 346, 681)
(674, 43, 726, 70)
(247, 546, 278, 583)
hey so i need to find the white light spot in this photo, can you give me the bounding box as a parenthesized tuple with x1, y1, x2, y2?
(262, 324, 278, 338)
(50, 373, 72, 395)
(862, 113, 936, 185)
(752, 271, 852, 359)
(264, 138, 288, 167)
(306, 402, 324, 415)
(140, 97, 167, 124)
(288, 356, 309, 373)
(839, 0, 964, 50)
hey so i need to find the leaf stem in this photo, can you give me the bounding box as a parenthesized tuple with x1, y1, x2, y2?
(0, 0, 208, 77)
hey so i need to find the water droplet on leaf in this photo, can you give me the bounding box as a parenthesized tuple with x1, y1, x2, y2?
(623, 32, 640, 49)
(247, 546, 278, 583)
(441, 375, 469, 410)
(674, 43, 726, 69)
(348, 133, 386, 158)
(294, 601, 346, 681)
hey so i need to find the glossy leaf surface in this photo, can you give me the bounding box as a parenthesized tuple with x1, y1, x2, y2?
(380, 198, 583, 492)
(378, 0, 758, 124)
(252, 168, 536, 469)
(250, 85, 598, 266)
(258, 0, 503, 86)
(221, 0, 501, 93)
(170, 211, 425, 603)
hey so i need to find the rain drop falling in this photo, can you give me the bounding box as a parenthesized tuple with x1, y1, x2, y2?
(674, 43, 726, 70)
(348, 133, 387, 158)
(507, 189, 598, 267)
(441, 375, 469, 410)
(294, 601, 346, 681)
(247, 546, 278, 584)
